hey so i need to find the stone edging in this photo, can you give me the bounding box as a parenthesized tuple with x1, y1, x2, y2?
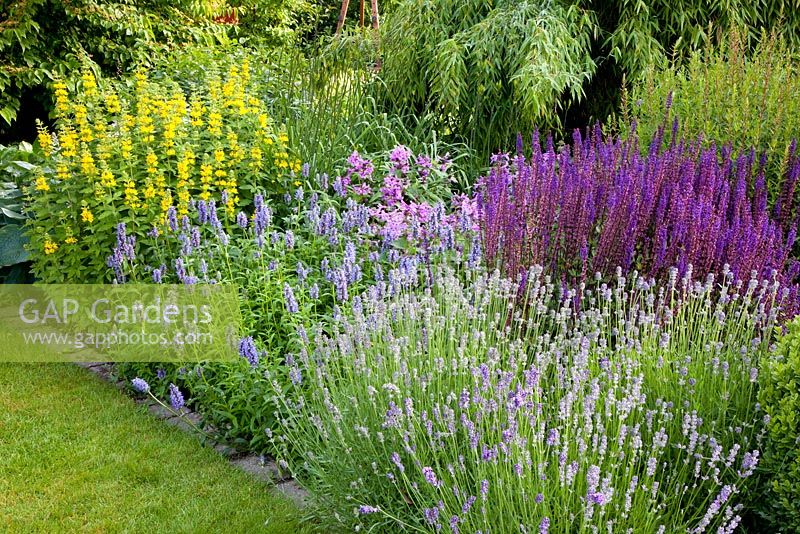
(75, 362, 308, 508)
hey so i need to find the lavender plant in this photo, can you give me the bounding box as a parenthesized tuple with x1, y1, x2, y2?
(478, 125, 800, 315)
(268, 264, 782, 532)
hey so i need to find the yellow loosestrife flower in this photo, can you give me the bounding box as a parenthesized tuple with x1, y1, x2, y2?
(56, 165, 70, 181)
(208, 112, 223, 136)
(36, 126, 52, 157)
(189, 98, 205, 127)
(105, 92, 121, 114)
(44, 240, 58, 255)
(80, 150, 97, 176)
(65, 237, 78, 245)
(53, 81, 69, 115)
(34, 176, 50, 192)
(81, 207, 94, 224)
(100, 170, 116, 188)
(124, 180, 140, 210)
(146, 151, 158, 175)
(60, 128, 78, 158)
(121, 138, 133, 160)
(81, 70, 98, 98)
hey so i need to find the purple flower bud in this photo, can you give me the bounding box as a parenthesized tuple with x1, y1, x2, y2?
(168, 383, 184, 410)
(238, 336, 259, 367)
(131, 377, 149, 393)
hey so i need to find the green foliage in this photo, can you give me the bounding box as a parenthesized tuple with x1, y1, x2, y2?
(0, 0, 228, 133)
(598, 0, 800, 77)
(622, 29, 800, 204)
(332, 0, 800, 154)
(376, 0, 598, 153)
(758, 317, 800, 531)
(0, 141, 41, 281)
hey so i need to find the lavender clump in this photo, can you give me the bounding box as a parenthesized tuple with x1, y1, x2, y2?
(268, 264, 778, 532)
(238, 336, 259, 367)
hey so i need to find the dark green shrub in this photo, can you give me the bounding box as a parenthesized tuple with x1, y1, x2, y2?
(758, 317, 800, 531)
(623, 29, 800, 204)
(0, 0, 231, 138)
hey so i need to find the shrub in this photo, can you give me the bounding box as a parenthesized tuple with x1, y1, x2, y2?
(758, 317, 800, 530)
(269, 262, 779, 531)
(27, 65, 298, 283)
(0, 0, 229, 135)
(598, 3, 800, 78)
(624, 29, 800, 204)
(114, 146, 478, 452)
(477, 125, 800, 314)
(377, 0, 598, 153)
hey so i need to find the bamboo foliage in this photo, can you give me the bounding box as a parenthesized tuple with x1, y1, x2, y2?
(377, 0, 597, 154)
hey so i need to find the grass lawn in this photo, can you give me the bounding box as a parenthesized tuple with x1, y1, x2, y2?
(0, 363, 309, 533)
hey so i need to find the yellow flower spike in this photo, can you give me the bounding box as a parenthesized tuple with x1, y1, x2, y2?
(160, 192, 173, 211)
(56, 165, 70, 181)
(80, 150, 97, 176)
(99, 170, 116, 188)
(60, 128, 78, 158)
(53, 81, 70, 115)
(81, 207, 94, 224)
(134, 70, 148, 93)
(65, 237, 78, 245)
(146, 151, 158, 175)
(241, 60, 250, 84)
(44, 240, 58, 255)
(208, 112, 223, 136)
(144, 181, 156, 200)
(214, 149, 225, 164)
(121, 138, 133, 160)
(120, 113, 134, 133)
(124, 179, 140, 211)
(81, 70, 98, 98)
(189, 98, 205, 127)
(105, 92, 121, 114)
(36, 125, 53, 157)
(34, 176, 50, 192)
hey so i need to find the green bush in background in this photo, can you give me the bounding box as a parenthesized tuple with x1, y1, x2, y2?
(623, 29, 800, 205)
(758, 317, 800, 531)
(376, 0, 598, 154)
(344, 0, 800, 155)
(0, 142, 40, 282)
(0, 0, 231, 137)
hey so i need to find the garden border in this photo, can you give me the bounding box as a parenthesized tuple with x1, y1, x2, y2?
(74, 361, 308, 508)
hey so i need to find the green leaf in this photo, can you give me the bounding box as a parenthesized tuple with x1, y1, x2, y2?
(0, 224, 30, 266)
